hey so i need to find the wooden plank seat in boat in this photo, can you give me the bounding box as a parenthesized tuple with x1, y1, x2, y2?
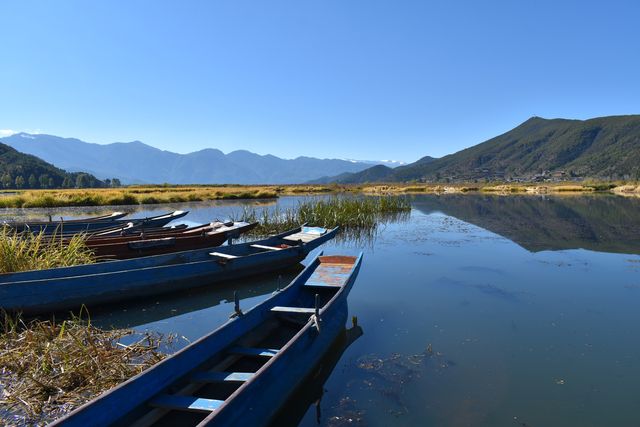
(303, 256, 354, 288)
(250, 244, 285, 251)
(282, 232, 319, 243)
(150, 394, 223, 413)
(227, 346, 279, 357)
(270, 306, 316, 314)
(283, 226, 327, 243)
(191, 371, 254, 383)
(209, 252, 238, 259)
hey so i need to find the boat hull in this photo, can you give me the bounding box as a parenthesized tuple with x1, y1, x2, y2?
(0, 226, 337, 314)
(89, 222, 257, 260)
(49, 252, 362, 427)
(10, 211, 188, 234)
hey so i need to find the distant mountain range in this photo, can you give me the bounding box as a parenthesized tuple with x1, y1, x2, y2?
(317, 115, 640, 183)
(0, 142, 103, 189)
(4, 114, 638, 185)
(0, 133, 392, 185)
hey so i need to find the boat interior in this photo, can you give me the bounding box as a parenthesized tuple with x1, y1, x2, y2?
(109, 255, 357, 427)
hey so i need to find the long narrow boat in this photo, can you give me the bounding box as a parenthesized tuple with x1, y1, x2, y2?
(2, 211, 129, 227)
(10, 210, 188, 234)
(50, 222, 190, 240)
(49, 252, 362, 427)
(0, 225, 337, 314)
(89, 221, 258, 260)
(85, 221, 244, 244)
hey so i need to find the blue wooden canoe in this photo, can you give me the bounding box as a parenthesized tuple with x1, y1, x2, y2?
(8, 210, 188, 234)
(0, 225, 338, 314)
(49, 251, 362, 427)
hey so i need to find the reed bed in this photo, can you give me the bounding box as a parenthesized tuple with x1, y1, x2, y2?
(0, 187, 281, 209)
(0, 229, 95, 274)
(0, 312, 169, 425)
(235, 196, 411, 239)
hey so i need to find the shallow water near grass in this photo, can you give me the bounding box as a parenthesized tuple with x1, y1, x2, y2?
(14, 194, 640, 426)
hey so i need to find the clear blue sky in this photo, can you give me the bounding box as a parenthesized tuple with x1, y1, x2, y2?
(1, 1, 638, 162)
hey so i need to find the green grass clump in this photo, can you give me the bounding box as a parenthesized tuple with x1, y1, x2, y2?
(587, 183, 617, 191)
(0, 229, 95, 273)
(403, 186, 427, 192)
(236, 195, 411, 237)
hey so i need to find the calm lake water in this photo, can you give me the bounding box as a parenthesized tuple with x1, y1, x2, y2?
(7, 194, 640, 427)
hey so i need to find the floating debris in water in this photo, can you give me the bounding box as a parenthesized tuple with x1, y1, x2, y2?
(325, 344, 455, 422)
(513, 415, 534, 426)
(327, 397, 366, 427)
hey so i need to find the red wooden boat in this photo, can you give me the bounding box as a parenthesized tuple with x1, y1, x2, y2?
(88, 221, 258, 260)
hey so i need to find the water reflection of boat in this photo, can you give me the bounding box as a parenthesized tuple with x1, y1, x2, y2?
(90, 265, 304, 330)
(0, 225, 337, 315)
(51, 253, 363, 427)
(413, 194, 640, 254)
(268, 323, 364, 427)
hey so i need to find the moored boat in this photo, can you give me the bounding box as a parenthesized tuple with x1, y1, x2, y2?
(2, 211, 129, 226)
(2, 211, 129, 231)
(49, 252, 362, 427)
(0, 225, 337, 314)
(85, 221, 244, 244)
(88, 221, 258, 260)
(7, 210, 188, 234)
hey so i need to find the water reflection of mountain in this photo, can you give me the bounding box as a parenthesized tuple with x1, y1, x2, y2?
(412, 194, 640, 254)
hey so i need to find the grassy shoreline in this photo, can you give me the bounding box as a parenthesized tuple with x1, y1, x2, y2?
(0, 182, 638, 209)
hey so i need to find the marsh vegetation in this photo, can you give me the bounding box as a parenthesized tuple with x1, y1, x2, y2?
(0, 229, 95, 273)
(0, 312, 169, 425)
(235, 195, 411, 239)
(0, 181, 638, 210)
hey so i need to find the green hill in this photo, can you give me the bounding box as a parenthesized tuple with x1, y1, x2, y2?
(329, 115, 640, 183)
(0, 142, 104, 189)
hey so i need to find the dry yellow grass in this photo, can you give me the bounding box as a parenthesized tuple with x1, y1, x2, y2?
(0, 312, 170, 423)
(0, 186, 270, 208)
(0, 181, 633, 208)
(360, 182, 630, 195)
(0, 185, 357, 208)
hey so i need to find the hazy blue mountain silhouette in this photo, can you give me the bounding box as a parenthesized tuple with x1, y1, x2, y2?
(0, 133, 376, 184)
